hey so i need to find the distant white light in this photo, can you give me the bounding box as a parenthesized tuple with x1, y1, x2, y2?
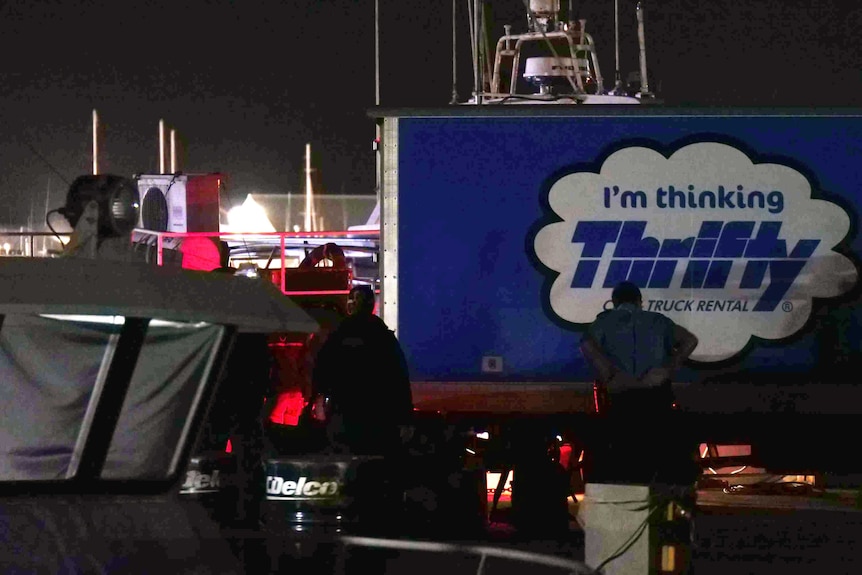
(236, 262, 260, 279)
(226, 195, 275, 233)
(476, 431, 490, 440)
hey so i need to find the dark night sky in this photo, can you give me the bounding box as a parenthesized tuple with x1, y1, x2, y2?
(1, 0, 861, 228)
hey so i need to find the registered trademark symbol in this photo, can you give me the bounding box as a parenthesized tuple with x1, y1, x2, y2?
(782, 301, 793, 312)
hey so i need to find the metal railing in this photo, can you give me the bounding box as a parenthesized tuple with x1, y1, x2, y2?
(132, 228, 380, 296)
(0, 228, 381, 297)
(0, 232, 69, 258)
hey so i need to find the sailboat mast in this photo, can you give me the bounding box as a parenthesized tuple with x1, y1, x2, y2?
(305, 143, 313, 232)
(159, 119, 166, 174)
(170, 129, 177, 173)
(92, 109, 99, 175)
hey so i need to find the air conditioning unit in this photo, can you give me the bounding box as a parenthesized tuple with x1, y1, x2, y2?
(135, 173, 222, 233)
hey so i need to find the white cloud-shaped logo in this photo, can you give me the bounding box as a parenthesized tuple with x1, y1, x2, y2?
(532, 142, 858, 362)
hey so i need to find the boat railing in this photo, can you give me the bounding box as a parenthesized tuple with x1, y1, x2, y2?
(1, 228, 381, 297)
(132, 228, 380, 296)
(0, 231, 69, 258)
(491, 29, 602, 96)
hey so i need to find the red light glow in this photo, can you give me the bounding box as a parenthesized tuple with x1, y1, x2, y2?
(179, 236, 222, 271)
(559, 443, 573, 469)
(268, 390, 305, 426)
(593, 383, 601, 414)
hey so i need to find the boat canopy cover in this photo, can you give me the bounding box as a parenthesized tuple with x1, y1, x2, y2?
(0, 315, 222, 480)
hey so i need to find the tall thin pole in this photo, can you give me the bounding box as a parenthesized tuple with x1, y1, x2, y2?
(374, 0, 380, 108)
(473, 0, 483, 104)
(305, 143, 312, 232)
(92, 109, 98, 175)
(44, 179, 51, 253)
(450, 0, 458, 104)
(614, 0, 621, 91)
(159, 119, 166, 173)
(479, 1, 489, 93)
(374, 0, 384, 315)
(374, 0, 382, 196)
(170, 129, 177, 173)
(636, 1, 650, 95)
(468, 0, 477, 95)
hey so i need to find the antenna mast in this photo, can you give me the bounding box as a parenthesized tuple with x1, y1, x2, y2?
(477, 0, 484, 104)
(374, 0, 382, 201)
(374, 0, 380, 107)
(613, 0, 622, 93)
(450, 0, 458, 104)
(636, 1, 651, 96)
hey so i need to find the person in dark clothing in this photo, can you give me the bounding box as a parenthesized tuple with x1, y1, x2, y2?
(310, 285, 413, 455)
(581, 281, 699, 486)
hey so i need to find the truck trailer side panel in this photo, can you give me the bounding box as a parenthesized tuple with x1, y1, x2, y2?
(379, 108, 862, 420)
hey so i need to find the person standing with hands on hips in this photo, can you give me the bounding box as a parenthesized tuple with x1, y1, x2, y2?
(580, 281, 699, 485)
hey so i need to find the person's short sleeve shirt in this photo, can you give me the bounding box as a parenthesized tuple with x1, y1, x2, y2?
(586, 304, 676, 380)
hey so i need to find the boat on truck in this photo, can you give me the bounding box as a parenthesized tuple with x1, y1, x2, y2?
(461, 0, 656, 104)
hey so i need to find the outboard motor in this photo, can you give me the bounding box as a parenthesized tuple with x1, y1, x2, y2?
(261, 455, 397, 535)
(178, 452, 240, 527)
